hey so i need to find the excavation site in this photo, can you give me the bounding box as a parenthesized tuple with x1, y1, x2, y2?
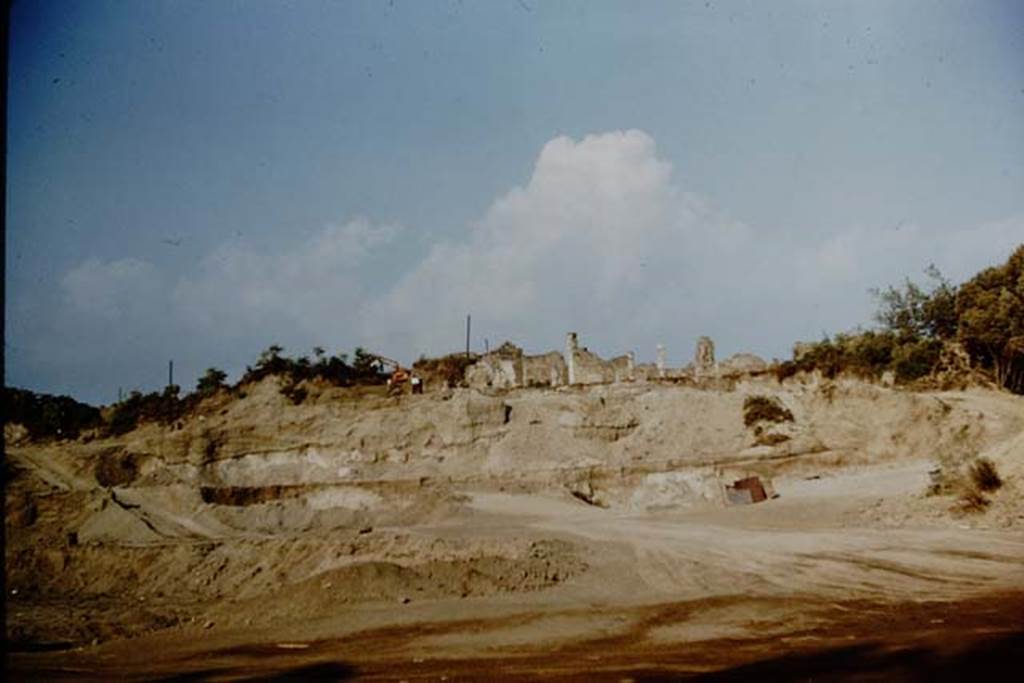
(6, 327, 1024, 680)
(7, 5, 1024, 677)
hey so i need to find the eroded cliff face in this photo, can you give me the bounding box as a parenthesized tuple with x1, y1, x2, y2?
(9, 376, 1020, 537)
(6, 376, 1023, 647)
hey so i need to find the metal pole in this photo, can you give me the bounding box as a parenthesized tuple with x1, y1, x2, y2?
(465, 315, 471, 358)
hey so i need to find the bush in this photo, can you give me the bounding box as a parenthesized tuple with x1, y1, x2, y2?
(412, 353, 476, 388)
(105, 385, 188, 436)
(774, 361, 798, 382)
(2, 387, 102, 441)
(743, 396, 794, 427)
(891, 338, 943, 382)
(969, 457, 1002, 492)
(196, 367, 228, 396)
(240, 345, 388, 388)
(781, 331, 942, 385)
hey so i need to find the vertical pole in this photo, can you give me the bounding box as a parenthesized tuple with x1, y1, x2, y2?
(168, 360, 174, 388)
(485, 338, 489, 354)
(465, 315, 471, 358)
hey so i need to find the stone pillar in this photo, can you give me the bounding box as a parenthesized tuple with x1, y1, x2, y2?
(565, 332, 578, 385)
(695, 336, 715, 376)
(626, 351, 635, 381)
(656, 344, 666, 378)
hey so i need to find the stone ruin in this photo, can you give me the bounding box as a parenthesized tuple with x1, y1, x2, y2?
(695, 336, 716, 376)
(466, 342, 568, 389)
(465, 333, 767, 390)
(565, 333, 634, 385)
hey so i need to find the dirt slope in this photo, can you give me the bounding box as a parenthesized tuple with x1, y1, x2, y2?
(5, 376, 1023, 678)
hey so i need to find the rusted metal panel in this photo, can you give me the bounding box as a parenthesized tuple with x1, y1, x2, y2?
(726, 476, 768, 505)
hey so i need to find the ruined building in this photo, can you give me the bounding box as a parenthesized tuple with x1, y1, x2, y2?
(465, 332, 766, 389)
(564, 333, 634, 385)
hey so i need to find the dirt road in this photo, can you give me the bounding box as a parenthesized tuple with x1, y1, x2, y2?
(9, 460, 1024, 680)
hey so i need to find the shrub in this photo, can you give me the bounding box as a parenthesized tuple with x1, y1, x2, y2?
(891, 338, 943, 382)
(413, 353, 476, 388)
(2, 387, 102, 441)
(240, 345, 388, 388)
(969, 457, 1002, 492)
(774, 361, 798, 382)
(105, 386, 187, 436)
(196, 367, 228, 396)
(743, 396, 794, 427)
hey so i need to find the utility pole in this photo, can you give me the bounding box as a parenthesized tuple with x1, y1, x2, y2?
(168, 360, 174, 388)
(465, 314, 471, 358)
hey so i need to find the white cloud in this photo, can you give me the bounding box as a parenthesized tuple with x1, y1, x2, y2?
(364, 130, 1022, 363)
(37, 130, 1024, 400)
(173, 217, 399, 345)
(368, 130, 757, 357)
(62, 257, 163, 321)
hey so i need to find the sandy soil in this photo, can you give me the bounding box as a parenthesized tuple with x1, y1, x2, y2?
(5, 378, 1023, 680)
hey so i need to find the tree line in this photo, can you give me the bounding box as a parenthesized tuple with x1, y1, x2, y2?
(777, 244, 1024, 393)
(3, 345, 390, 440)
(5, 244, 1022, 442)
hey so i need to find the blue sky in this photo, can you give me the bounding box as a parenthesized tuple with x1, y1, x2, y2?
(7, 0, 1024, 404)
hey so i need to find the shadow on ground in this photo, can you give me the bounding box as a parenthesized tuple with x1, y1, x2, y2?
(152, 661, 357, 682)
(636, 631, 1024, 682)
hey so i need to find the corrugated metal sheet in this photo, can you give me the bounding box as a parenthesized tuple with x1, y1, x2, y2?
(726, 476, 768, 505)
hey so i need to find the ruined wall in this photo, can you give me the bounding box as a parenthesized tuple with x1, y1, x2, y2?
(564, 333, 634, 385)
(571, 348, 618, 385)
(608, 353, 635, 383)
(467, 343, 568, 389)
(522, 352, 568, 387)
(466, 343, 523, 389)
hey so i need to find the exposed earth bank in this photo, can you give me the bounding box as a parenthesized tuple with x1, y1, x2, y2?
(6, 376, 1023, 679)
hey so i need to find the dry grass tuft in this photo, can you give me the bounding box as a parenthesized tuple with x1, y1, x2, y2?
(969, 457, 1002, 492)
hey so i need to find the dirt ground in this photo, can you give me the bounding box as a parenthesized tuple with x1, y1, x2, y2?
(5, 378, 1024, 680)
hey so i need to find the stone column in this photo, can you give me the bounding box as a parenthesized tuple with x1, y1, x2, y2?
(656, 344, 666, 378)
(695, 336, 715, 377)
(565, 332, 578, 385)
(626, 351, 635, 381)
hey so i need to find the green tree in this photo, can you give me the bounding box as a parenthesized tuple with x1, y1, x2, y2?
(871, 265, 957, 340)
(196, 367, 228, 396)
(258, 344, 285, 366)
(956, 245, 1024, 393)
